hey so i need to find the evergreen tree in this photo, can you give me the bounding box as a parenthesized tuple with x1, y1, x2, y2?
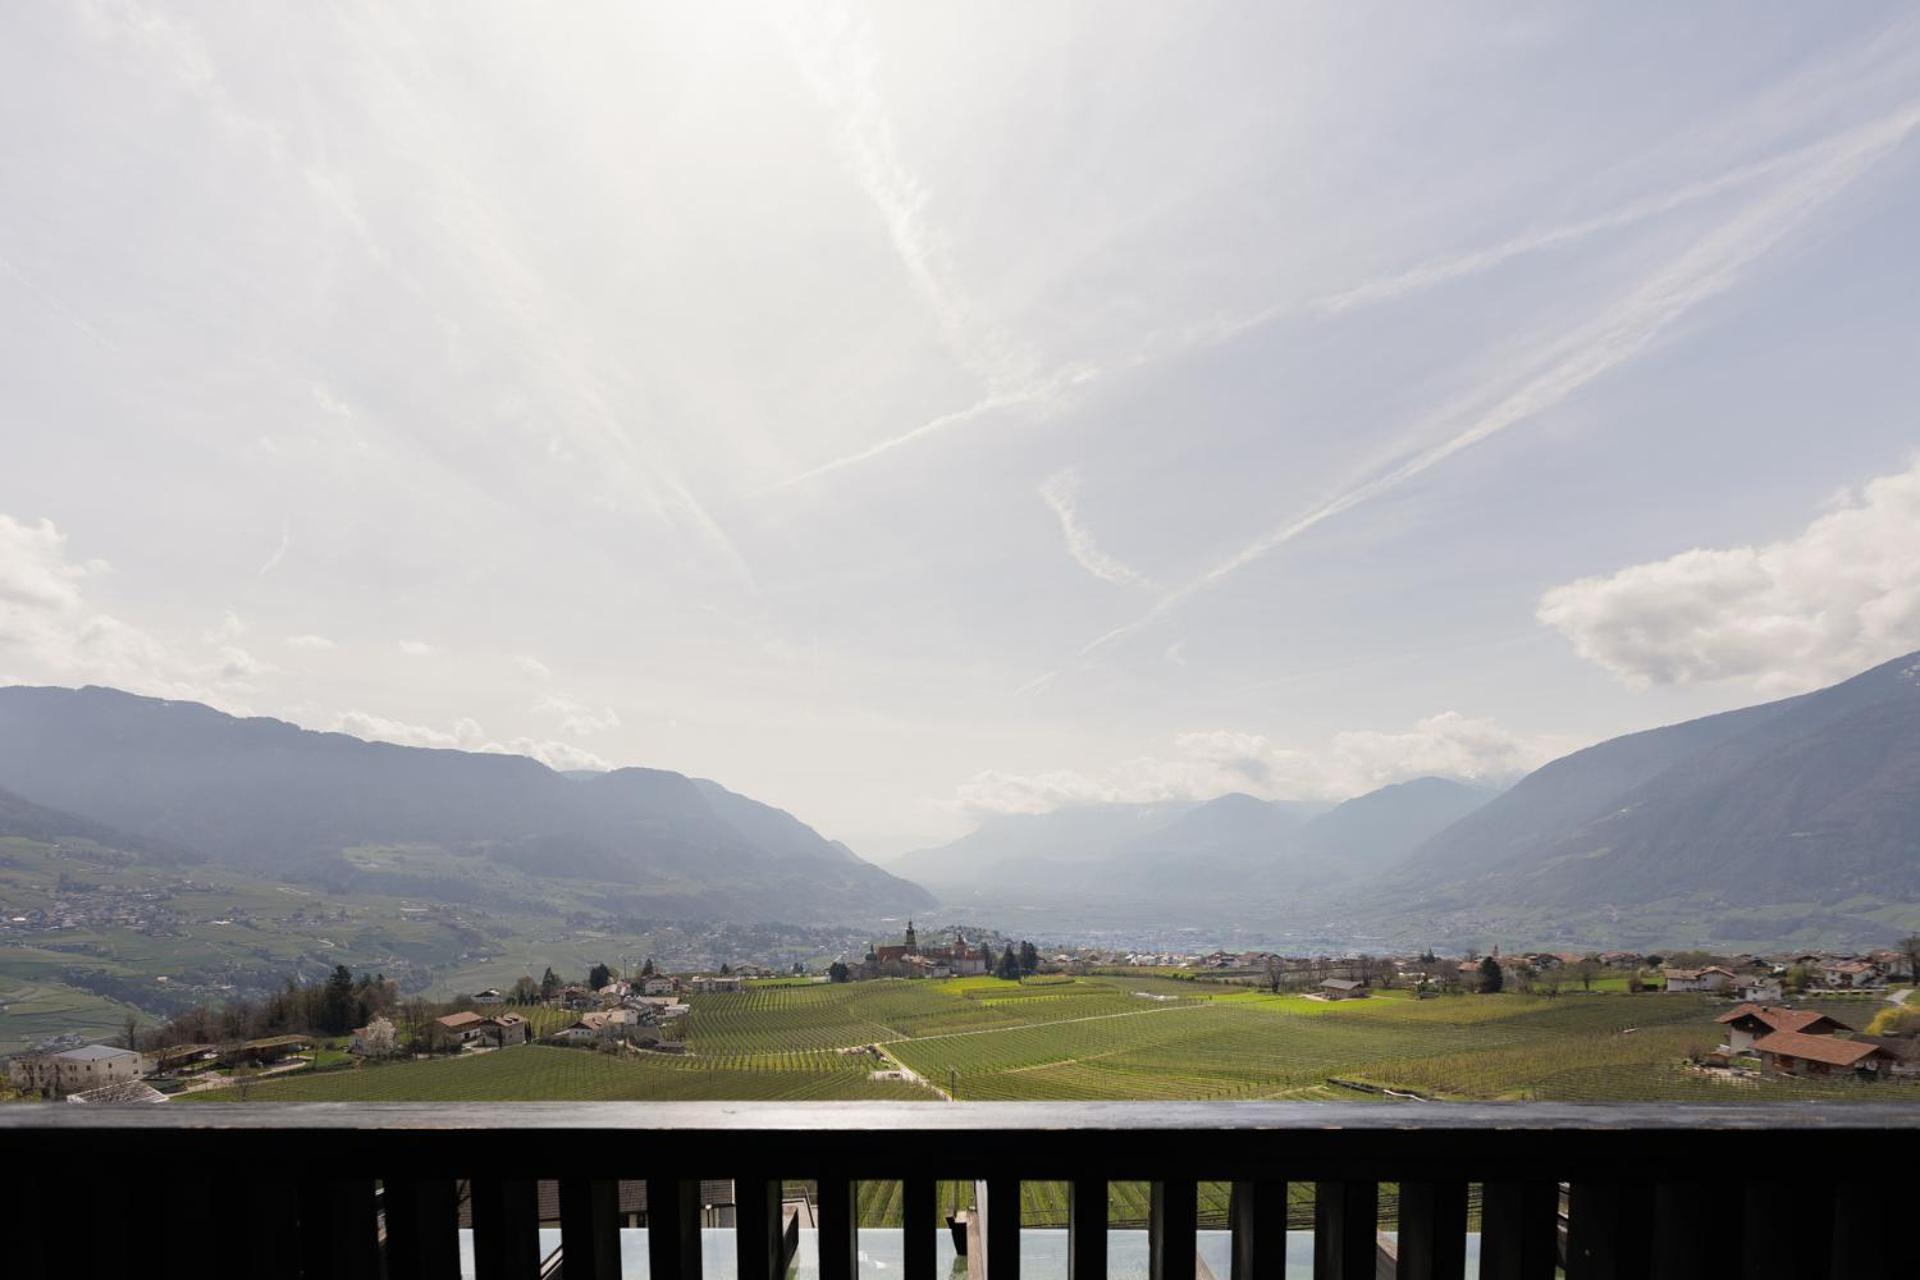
(641, 957, 656, 978)
(1478, 955, 1504, 994)
(588, 962, 613, 990)
(720, 962, 732, 976)
(1018, 941, 1039, 976)
(996, 945, 1021, 981)
(323, 964, 356, 1034)
(540, 967, 560, 1001)
(828, 961, 850, 984)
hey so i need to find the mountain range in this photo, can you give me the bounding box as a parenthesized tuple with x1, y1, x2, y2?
(0, 685, 931, 923)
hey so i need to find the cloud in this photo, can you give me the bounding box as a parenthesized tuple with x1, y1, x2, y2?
(1538, 457, 1920, 694)
(515, 655, 553, 679)
(285, 634, 335, 651)
(397, 640, 437, 657)
(1039, 469, 1153, 587)
(330, 710, 611, 772)
(0, 513, 181, 693)
(533, 694, 622, 736)
(951, 714, 1567, 816)
(1077, 99, 1920, 661)
(257, 517, 291, 577)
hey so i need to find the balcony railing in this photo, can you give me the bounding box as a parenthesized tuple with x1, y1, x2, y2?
(0, 1101, 1910, 1279)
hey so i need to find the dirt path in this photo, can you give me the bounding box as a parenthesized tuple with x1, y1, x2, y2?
(873, 1043, 951, 1100)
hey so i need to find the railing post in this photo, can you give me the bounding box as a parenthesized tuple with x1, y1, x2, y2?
(648, 1178, 703, 1280)
(384, 1178, 461, 1280)
(1312, 1181, 1377, 1280)
(470, 1178, 541, 1280)
(240, 1177, 303, 1278)
(1565, 1180, 1650, 1280)
(1741, 1181, 1830, 1280)
(299, 1177, 382, 1280)
(905, 1178, 939, 1280)
(1828, 1181, 1891, 1280)
(1395, 1180, 1465, 1280)
(1479, 1181, 1558, 1280)
(1151, 1180, 1197, 1280)
(985, 1174, 1021, 1280)
(1230, 1180, 1286, 1280)
(736, 1176, 788, 1280)
(1070, 1177, 1108, 1280)
(818, 1177, 860, 1280)
(559, 1178, 622, 1280)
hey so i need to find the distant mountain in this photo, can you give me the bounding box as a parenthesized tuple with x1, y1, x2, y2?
(1402, 648, 1920, 919)
(896, 781, 1492, 920)
(0, 784, 193, 861)
(0, 685, 931, 923)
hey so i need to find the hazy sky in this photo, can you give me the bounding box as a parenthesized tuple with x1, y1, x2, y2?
(5, 4, 1920, 855)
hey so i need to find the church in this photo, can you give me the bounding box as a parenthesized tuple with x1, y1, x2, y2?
(858, 921, 990, 979)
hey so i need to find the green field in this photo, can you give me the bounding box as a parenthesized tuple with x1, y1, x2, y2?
(191, 974, 1918, 1111)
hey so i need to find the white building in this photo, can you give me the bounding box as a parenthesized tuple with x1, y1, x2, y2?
(8, 1044, 152, 1097)
(1663, 966, 1736, 993)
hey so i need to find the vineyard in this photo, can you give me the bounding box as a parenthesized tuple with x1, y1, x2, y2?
(191, 975, 1917, 1108)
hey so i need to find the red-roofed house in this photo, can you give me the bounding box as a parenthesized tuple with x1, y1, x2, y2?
(1714, 1003, 1850, 1053)
(1663, 966, 1737, 993)
(1750, 1030, 1896, 1080)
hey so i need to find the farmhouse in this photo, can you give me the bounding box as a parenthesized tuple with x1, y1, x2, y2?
(688, 975, 743, 994)
(1662, 966, 1736, 993)
(1750, 1029, 1896, 1080)
(1818, 959, 1880, 989)
(1714, 1004, 1850, 1054)
(1734, 976, 1783, 1004)
(472, 988, 505, 1005)
(7, 1044, 151, 1098)
(435, 1011, 490, 1045)
(1320, 978, 1369, 1000)
(485, 1013, 530, 1047)
(641, 976, 678, 996)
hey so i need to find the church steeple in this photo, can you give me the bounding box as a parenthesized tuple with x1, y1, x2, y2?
(904, 919, 917, 951)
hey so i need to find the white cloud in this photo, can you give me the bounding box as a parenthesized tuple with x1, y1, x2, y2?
(397, 640, 437, 657)
(1538, 456, 1920, 693)
(330, 709, 611, 772)
(515, 655, 553, 679)
(1039, 469, 1153, 588)
(285, 634, 336, 651)
(0, 513, 184, 694)
(533, 694, 622, 736)
(951, 714, 1567, 816)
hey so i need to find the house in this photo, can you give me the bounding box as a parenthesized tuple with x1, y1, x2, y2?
(598, 980, 632, 1000)
(1751, 1029, 1897, 1080)
(67, 1079, 168, 1105)
(689, 975, 743, 994)
(1819, 959, 1880, 989)
(472, 988, 505, 1006)
(1856, 1036, 1920, 1078)
(435, 1011, 490, 1045)
(225, 1035, 312, 1067)
(485, 1013, 529, 1047)
(558, 986, 597, 1011)
(1598, 951, 1644, 968)
(7, 1044, 151, 1097)
(1714, 1004, 1851, 1054)
(1320, 978, 1369, 1000)
(1662, 966, 1737, 993)
(1734, 976, 1783, 1004)
(349, 1017, 398, 1058)
(551, 1010, 652, 1046)
(630, 996, 689, 1020)
(153, 1043, 217, 1072)
(641, 976, 678, 996)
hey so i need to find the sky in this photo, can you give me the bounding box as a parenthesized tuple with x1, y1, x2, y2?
(4, 3, 1920, 857)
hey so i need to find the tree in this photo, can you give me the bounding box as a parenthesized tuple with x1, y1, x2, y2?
(1865, 1004, 1920, 1037)
(511, 975, 540, 1004)
(1265, 956, 1283, 994)
(122, 1012, 140, 1053)
(641, 956, 656, 978)
(540, 967, 560, 1001)
(1902, 934, 1920, 984)
(720, 962, 733, 976)
(357, 1016, 399, 1059)
(996, 946, 1021, 981)
(588, 962, 613, 991)
(1573, 958, 1601, 992)
(1018, 941, 1039, 976)
(828, 961, 850, 984)
(323, 964, 356, 1035)
(1478, 955, 1504, 994)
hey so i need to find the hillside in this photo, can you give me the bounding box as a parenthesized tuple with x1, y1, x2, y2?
(1390, 649, 1920, 945)
(0, 685, 931, 923)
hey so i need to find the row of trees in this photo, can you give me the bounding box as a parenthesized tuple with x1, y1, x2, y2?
(139, 966, 400, 1051)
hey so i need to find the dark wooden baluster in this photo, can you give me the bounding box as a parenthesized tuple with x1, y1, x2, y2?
(1565, 1181, 1650, 1280)
(1397, 1180, 1466, 1280)
(985, 1174, 1022, 1280)
(238, 1177, 302, 1278)
(385, 1178, 461, 1280)
(0, 1168, 50, 1280)
(162, 1174, 216, 1275)
(1312, 1180, 1377, 1280)
(1742, 1180, 1830, 1280)
(1479, 1181, 1558, 1280)
(1151, 1180, 1197, 1280)
(905, 1178, 939, 1280)
(470, 1177, 541, 1280)
(1229, 1180, 1287, 1280)
(299, 1177, 382, 1280)
(1828, 1180, 1890, 1280)
(736, 1176, 788, 1280)
(819, 1178, 860, 1280)
(559, 1178, 622, 1280)
(1070, 1177, 1108, 1280)
(648, 1177, 703, 1280)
